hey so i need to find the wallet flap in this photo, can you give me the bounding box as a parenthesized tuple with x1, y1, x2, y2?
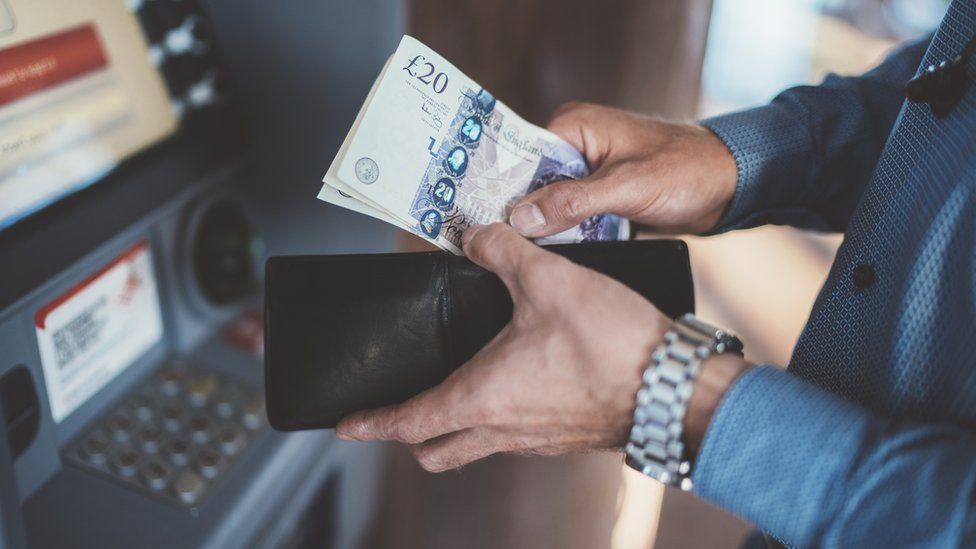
(265, 252, 451, 430)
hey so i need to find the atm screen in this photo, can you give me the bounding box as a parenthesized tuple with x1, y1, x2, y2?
(0, 0, 178, 230)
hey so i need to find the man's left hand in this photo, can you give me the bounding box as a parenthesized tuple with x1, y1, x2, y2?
(336, 223, 671, 472)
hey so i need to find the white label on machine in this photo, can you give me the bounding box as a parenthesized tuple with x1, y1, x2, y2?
(35, 240, 163, 423)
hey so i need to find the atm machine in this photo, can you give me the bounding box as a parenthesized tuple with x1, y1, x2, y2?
(0, 1, 402, 547)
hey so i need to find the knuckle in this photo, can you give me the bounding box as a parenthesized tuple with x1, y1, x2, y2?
(482, 222, 510, 240)
(474, 224, 511, 257)
(402, 431, 425, 445)
(554, 182, 591, 221)
(553, 100, 593, 118)
(392, 415, 424, 444)
(392, 422, 410, 443)
(466, 224, 502, 261)
(476, 222, 506, 246)
(548, 102, 596, 138)
(465, 240, 487, 265)
(551, 101, 580, 119)
(472, 401, 504, 427)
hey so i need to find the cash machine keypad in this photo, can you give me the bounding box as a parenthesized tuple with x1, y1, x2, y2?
(64, 361, 266, 510)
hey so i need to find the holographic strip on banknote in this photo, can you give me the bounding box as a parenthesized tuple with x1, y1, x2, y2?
(407, 86, 626, 249)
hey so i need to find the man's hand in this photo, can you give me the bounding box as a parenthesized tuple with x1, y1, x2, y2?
(508, 102, 738, 236)
(336, 223, 671, 472)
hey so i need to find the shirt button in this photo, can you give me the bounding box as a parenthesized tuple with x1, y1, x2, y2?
(853, 264, 876, 289)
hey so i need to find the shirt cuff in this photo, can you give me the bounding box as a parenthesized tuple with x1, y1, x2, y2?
(700, 103, 817, 233)
(691, 365, 871, 544)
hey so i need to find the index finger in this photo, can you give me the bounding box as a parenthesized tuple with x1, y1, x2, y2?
(336, 325, 513, 443)
(336, 387, 460, 444)
(462, 223, 544, 291)
(336, 384, 461, 444)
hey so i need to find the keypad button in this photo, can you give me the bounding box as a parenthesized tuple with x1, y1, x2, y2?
(172, 471, 206, 506)
(213, 387, 241, 419)
(131, 393, 157, 422)
(110, 448, 141, 478)
(159, 363, 188, 397)
(137, 426, 163, 454)
(140, 458, 171, 491)
(241, 397, 265, 430)
(160, 403, 185, 432)
(165, 437, 192, 467)
(217, 424, 246, 456)
(106, 413, 135, 444)
(79, 436, 110, 466)
(195, 448, 223, 479)
(188, 413, 212, 444)
(187, 374, 218, 407)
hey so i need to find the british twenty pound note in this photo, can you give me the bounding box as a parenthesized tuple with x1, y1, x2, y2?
(320, 35, 628, 254)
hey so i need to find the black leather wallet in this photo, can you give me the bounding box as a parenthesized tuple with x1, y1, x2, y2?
(264, 240, 694, 430)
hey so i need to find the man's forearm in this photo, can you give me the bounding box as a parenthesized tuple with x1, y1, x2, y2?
(689, 363, 976, 546)
(684, 353, 752, 456)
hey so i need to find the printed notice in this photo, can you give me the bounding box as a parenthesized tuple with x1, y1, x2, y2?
(35, 240, 163, 423)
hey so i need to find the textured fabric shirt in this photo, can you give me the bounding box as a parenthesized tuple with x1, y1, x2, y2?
(694, 2, 976, 546)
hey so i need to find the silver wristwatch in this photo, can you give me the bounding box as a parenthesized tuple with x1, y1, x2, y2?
(625, 314, 742, 490)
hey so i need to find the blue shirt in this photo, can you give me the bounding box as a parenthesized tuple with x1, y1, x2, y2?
(694, 2, 976, 546)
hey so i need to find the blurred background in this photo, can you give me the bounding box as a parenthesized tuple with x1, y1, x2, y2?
(0, 0, 946, 548)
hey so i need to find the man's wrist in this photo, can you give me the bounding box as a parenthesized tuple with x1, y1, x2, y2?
(683, 353, 752, 456)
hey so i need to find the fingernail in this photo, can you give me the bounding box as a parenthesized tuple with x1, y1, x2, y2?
(462, 224, 485, 246)
(509, 204, 546, 235)
(335, 424, 355, 440)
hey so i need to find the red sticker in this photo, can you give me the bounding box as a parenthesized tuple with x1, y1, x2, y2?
(0, 23, 109, 109)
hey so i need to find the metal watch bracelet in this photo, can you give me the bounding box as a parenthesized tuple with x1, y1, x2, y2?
(624, 314, 742, 490)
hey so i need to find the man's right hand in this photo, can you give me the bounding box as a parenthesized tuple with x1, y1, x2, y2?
(509, 102, 738, 236)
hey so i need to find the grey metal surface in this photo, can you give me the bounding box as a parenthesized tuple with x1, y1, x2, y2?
(2, 1, 406, 546)
(0, 395, 27, 549)
(21, 348, 330, 549)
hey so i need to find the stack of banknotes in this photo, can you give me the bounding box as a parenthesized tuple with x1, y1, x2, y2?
(319, 35, 629, 254)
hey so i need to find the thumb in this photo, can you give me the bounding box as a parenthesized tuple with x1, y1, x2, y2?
(461, 223, 544, 291)
(509, 176, 621, 238)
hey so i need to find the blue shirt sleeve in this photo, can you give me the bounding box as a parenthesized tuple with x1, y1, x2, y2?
(692, 366, 976, 547)
(701, 35, 929, 233)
